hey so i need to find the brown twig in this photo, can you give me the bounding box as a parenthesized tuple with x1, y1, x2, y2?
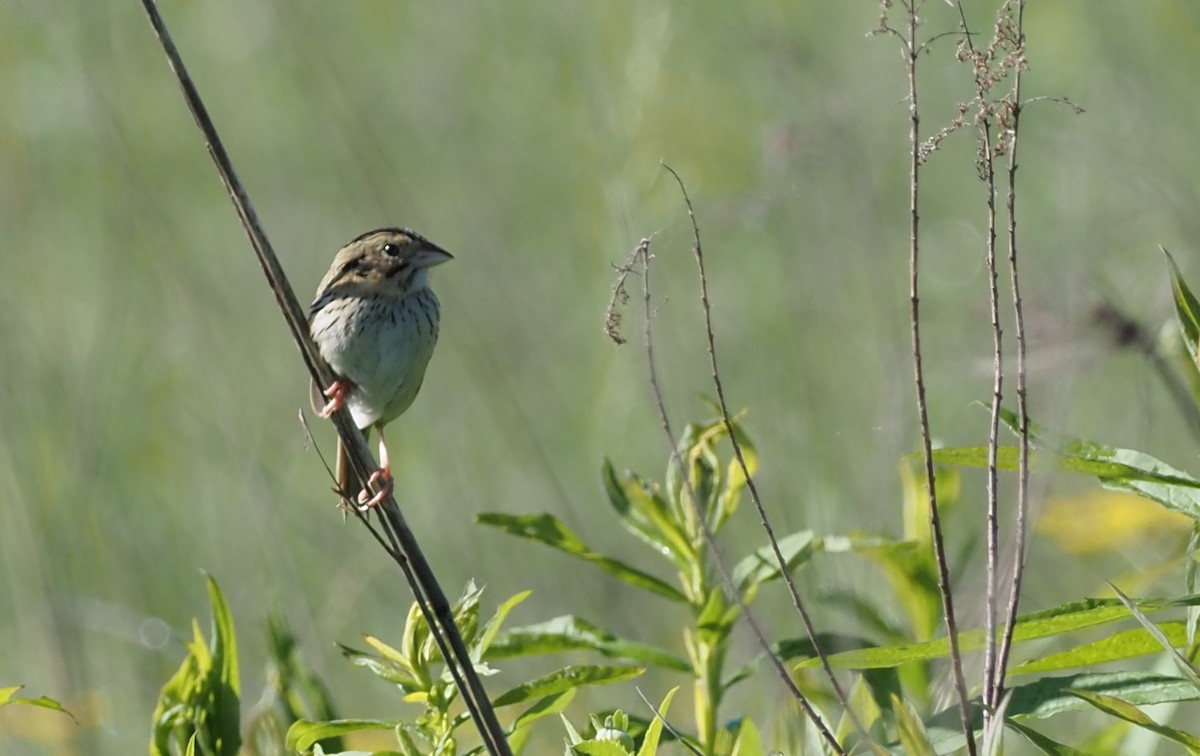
(951, 0, 1004, 719)
(135, 3, 510, 754)
(883, 1, 978, 751)
(660, 164, 876, 749)
(629, 237, 846, 754)
(994, 0, 1030, 710)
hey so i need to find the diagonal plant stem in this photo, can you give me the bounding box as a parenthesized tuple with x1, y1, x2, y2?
(995, 0, 1030, 704)
(630, 237, 847, 755)
(660, 164, 874, 748)
(887, 2, 977, 751)
(136, 3, 510, 754)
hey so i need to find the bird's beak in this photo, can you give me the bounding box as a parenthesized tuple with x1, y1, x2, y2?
(412, 244, 454, 268)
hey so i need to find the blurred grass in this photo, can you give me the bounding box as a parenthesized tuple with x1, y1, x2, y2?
(3, 0, 1200, 752)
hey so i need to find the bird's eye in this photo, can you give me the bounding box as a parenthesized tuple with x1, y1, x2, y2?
(382, 242, 402, 257)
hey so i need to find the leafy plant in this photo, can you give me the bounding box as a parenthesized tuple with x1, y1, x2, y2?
(481, 416, 816, 755)
(287, 580, 642, 756)
(150, 575, 241, 756)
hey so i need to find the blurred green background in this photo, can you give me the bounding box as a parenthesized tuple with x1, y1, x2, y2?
(4, 1, 1200, 753)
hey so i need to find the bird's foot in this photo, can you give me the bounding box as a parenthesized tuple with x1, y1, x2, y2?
(318, 380, 350, 418)
(356, 468, 393, 511)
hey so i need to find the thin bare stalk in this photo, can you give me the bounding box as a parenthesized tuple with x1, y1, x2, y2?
(952, 0, 1004, 717)
(887, 2, 978, 750)
(631, 238, 846, 755)
(660, 164, 873, 747)
(995, 0, 1029, 702)
(136, 3, 510, 753)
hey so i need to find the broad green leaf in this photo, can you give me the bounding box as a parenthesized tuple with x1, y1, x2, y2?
(486, 615, 689, 671)
(932, 437, 1200, 523)
(492, 665, 643, 707)
(1010, 622, 1187, 675)
(1110, 584, 1200, 690)
(793, 595, 1200, 671)
(1165, 247, 1200, 374)
(891, 694, 935, 756)
(477, 513, 687, 602)
(731, 530, 814, 593)
(602, 461, 693, 568)
(285, 719, 395, 752)
(1006, 670, 1200, 718)
(1068, 690, 1200, 752)
(915, 672, 1200, 753)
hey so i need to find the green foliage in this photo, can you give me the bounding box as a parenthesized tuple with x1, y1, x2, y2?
(0, 685, 75, 722)
(150, 576, 241, 756)
(243, 611, 345, 755)
(482, 416, 822, 755)
(559, 688, 687, 756)
(289, 580, 643, 755)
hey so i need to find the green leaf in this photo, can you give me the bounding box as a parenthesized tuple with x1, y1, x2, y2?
(508, 689, 576, 753)
(487, 615, 689, 671)
(793, 595, 1200, 671)
(337, 643, 422, 690)
(477, 513, 687, 602)
(492, 665, 643, 707)
(913, 672, 1200, 753)
(1010, 621, 1188, 675)
(149, 576, 241, 756)
(602, 461, 693, 568)
(1004, 720, 1090, 756)
(714, 417, 757, 533)
(1069, 690, 1200, 752)
(637, 686, 678, 756)
(731, 530, 814, 594)
(474, 590, 531, 663)
(1165, 246, 1200, 375)
(0, 685, 76, 722)
(932, 433, 1200, 523)
(206, 576, 241, 754)
(285, 718, 395, 752)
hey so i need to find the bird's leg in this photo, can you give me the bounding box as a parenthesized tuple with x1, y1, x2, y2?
(357, 426, 394, 510)
(318, 379, 351, 418)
